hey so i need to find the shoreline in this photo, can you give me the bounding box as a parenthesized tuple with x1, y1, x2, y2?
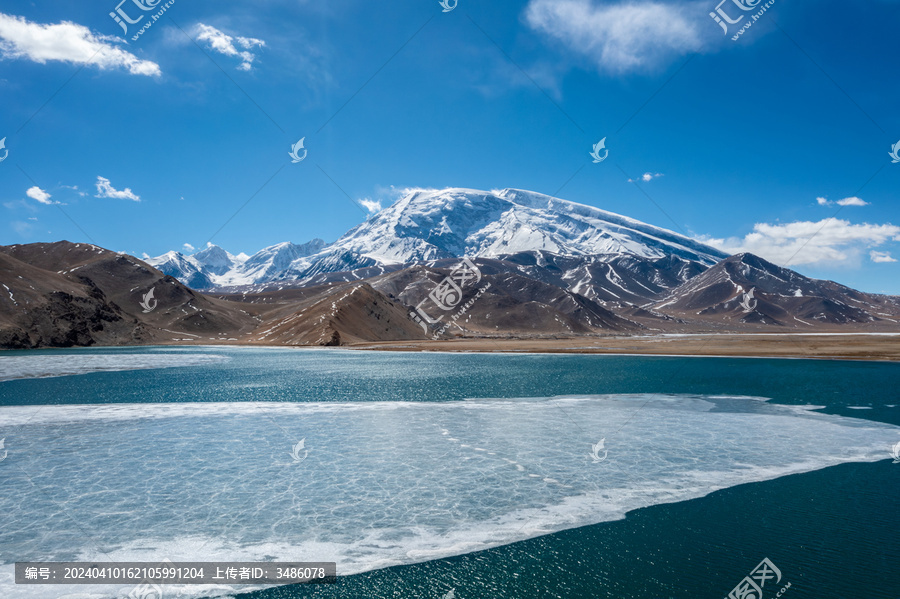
(2, 333, 899, 362)
(345, 334, 900, 362)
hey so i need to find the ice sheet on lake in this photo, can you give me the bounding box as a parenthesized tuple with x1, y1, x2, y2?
(0, 354, 230, 382)
(1, 394, 898, 599)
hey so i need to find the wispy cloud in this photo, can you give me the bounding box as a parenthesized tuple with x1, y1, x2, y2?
(359, 198, 382, 214)
(95, 176, 140, 202)
(817, 196, 869, 207)
(194, 23, 265, 71)
(699, 218, 900, 266)
(183, 243, 195, 252)
(0, 12, 160, 76)
(26, 186, 55, 205)
(524, 0, 707, 73)
(870, 250, 897, 263)
(628, 172, 663, 183)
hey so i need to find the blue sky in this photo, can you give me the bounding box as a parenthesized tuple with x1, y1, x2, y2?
(1, 0, 898, 293)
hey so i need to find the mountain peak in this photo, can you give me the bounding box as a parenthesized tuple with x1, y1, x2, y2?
(336, 187, 727, 267)
(150, 187, 727, 289)
(148, 238, 330, 289)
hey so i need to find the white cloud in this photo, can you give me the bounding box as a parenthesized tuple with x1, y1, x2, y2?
(817, 196, 869, 207)
(837, 196, 868, 207)
(141, 252, 151, 260)
(95, 176, 140, 202)
(699, 218, 900, 266)
(628, 172, 663, 183)
(870, 250, 897, 263)
(26, 186, 54, 205)
(183, 243, 195, 252)
(0, 12, 160, 76)
(524, 0, 706, 73)
(359, 198, 382, 213)
(194, 24, 265, 71)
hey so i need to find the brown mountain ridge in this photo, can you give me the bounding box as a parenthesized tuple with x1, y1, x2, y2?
(0, 241, 898, 349)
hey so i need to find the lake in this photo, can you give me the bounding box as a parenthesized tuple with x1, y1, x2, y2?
(1, 346, 898, 598)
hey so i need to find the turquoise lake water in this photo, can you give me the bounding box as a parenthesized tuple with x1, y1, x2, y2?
(0, 346, 898, 598)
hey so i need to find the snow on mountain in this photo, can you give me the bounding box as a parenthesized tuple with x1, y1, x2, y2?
(150, 188, 726, 289)
(148, 240, 326, 289)
(229, 239, 327, 285)
(192, 244, 245, 276)
(147, 251, 215, 290)
(303, 188, 726, 272)
(652, 252, 892, 326)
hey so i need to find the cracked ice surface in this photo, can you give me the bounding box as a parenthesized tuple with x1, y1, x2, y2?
(0, 394, 897, 598)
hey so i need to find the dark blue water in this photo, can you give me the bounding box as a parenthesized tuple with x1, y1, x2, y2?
(1, 347, 898, 426)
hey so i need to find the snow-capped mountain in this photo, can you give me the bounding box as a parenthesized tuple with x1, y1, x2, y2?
(232, 239, 328, 284)
(4, 240, 898, 351)
(149, 188, 727, 290)
(148, 251, 218, 290)
(312, 188, 726, 270)
(192, 244, 243, 276)
(148, 240, 326, 288)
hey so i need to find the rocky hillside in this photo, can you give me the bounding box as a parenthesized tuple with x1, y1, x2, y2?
(2, 242, 898, 350)
(0, 242, 258, 348)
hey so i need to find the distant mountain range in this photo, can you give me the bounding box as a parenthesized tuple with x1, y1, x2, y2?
(149, 239, 328, 289)
(1, 188, 898, 349)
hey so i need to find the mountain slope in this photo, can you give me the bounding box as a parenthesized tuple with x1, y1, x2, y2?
(366, 259, 643, 335)
(499, 251, 707, 306)
(653, 253, 899, 327)
(0, 241, 259, 348)
(296, 188, 727, 277)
